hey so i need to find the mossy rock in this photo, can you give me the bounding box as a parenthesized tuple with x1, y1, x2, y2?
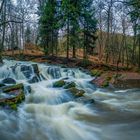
(53, 80, 66, 88)
(68, 87, 85, 97)
(2, 78, 16, 85)
(0, 83, 5, 87)
(10, 104, 17, 110)
(2, 83, 24, 92)
(102, 81, 109, 87)
(101, 76, 112, 88)
(64, 82, 76, 89)
(90, 69, 103, 77)
(0, 84, 25, 110)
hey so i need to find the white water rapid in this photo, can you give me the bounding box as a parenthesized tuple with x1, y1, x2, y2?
(0, 59, 140, 140)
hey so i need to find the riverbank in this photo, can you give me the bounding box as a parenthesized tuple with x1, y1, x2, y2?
(3, 49, 140, 89)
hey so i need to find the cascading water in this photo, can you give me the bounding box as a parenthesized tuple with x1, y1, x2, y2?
(0, 59, 140, 140)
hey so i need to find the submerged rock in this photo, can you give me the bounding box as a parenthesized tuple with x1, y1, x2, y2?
(68, 87, 85, 97)
(53, 80, 66, 88)
(64, 82, 76, 89)
(2, 78, 16, 85)
(75, 96, 95, 104)
(28, 75, 39, 83)
(24, 85, 32, 93)
(21, 64, 46, 83)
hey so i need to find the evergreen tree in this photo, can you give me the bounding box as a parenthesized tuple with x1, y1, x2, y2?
(39, 0, 59, 55)
(61, 0, 81, 59)
(80, 0, 97, 60)
(127, 0, 140, 66)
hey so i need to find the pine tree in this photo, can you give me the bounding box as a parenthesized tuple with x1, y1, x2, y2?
(39, 0, 59, 55)
(127, 0, 140, 67)
(80, 0, 97, 60)
(61, 0, 81, 59)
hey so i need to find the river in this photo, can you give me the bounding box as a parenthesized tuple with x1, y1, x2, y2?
(0, 59, 140, 140)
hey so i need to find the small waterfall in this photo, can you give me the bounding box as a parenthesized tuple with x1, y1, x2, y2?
(47, 66, 62, 79)
(0, 59, 140, 140)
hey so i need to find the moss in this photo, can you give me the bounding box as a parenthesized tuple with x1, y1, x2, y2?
(90, 69, 103, 77)
(2, 83, 24, 93)
(0, 84, 25, 110)
(64, 82, 76, 89)
(68, 87, 85, 97)
(106, 76, 112, 81)
(10, 104, 17, 110)
(53, 80, 66, 88)
(113, 74, 122, 79)
(102, 81, 109, 87)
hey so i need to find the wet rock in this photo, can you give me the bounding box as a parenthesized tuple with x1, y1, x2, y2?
(75, 96, 95, 104)
(47, 67, 61, 79)
(0, 83, 5, 87)
(64, 82, 76, 89)
(2, 78, 16, 85)
(2, 83, 24, 92)
(62, 77, 69, 80)
(28, 76, 39, 84)
(32, 64, 39, 74)
(91, 71, 113, 88)
(67, 70, 75, 77)
(114, 78, 140, 89)
(21, 64, 45, 83)
(21, 65, 31, 72)
(68, 87, 85, 97)
(24, 85, 32, 93)
(21, 65, 32, 79)
(0, 83, 25, 110)
(40, 74, 46, 80)
(90, 69, 103, 77)
(53, 80, 66, 88)
(10, 63, 18, 74)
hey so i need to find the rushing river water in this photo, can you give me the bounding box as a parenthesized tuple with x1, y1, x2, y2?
(0, 60, 140, 140)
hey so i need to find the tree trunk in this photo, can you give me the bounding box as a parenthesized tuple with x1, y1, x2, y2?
(67, 18, 70, 59)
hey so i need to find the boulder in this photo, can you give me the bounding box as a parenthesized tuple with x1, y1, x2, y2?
(47, 67, 61, 79)
(53, 80, 66, 88)
(21, 65, 32, 79)
(28, 76, 39, 84)
(0, 83, 25, 110)
(32, 64, 39, 74)
(75, 96, 95, 104)
(2, 78, 16, 85)
(68, 87, 85, 97)
(24, 85, 32, 93)
(2, 83, 24, 92)
(90, 69, 103, 77)
(21, 65, 31, 72)
(64, 82, 76, 89)
(114, 78, 140, 89)
(0, 83, 5, 87)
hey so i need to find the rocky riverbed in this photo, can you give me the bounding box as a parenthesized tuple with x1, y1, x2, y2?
(0, 59, 140, 140)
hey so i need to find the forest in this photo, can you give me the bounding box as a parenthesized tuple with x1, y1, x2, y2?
(0, 0, 140, 140)
(0, 0, 140, 68)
